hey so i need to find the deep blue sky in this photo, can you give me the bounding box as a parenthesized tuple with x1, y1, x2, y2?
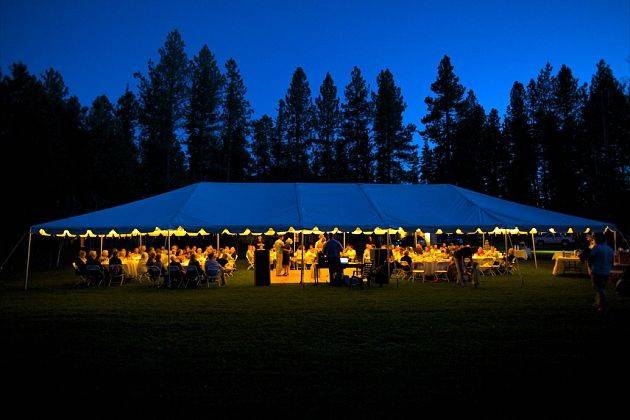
(1, 0, 628, 128)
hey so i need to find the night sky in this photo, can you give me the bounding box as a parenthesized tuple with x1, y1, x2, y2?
(1, 0, 628, 126)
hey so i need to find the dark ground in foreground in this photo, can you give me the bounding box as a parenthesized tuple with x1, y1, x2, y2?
(2, 260, 629, 417)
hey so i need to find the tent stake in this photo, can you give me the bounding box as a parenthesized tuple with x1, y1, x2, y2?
(24, 230, 32, 291)
(531, 232, 538, 269)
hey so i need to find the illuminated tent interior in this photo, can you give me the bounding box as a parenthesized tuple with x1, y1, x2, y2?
(33, 182, 612, 236)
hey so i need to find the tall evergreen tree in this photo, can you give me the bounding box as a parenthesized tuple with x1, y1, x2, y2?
(419, 139, 435, 183)
(549, 65, 585, 212)
(526, 63, 558, 207)
(135, 30, 188, 193)
(313, 73, 341, 181)
(581, 60, 630, 224)
(269, 99, 288, 180)
(372, 69, 418, 183)
(421, 55, 466, 183)
(220, 58, 251, 181)
(114, 88, 140, 199)
(186, 45, 223, 182)
(251, 115, 274, 179)
(452, 90, 485, 190)
(341, 66, 373, 182)
(504, 81, 535, 204)
(284, 67, 314, 180)
(86, 95, 118, 206)
(482, 108, 507, 197)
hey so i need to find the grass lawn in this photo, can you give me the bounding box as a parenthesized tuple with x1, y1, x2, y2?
(2, 260, 629, 416)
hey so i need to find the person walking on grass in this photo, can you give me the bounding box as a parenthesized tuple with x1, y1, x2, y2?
(588, 232, 614, 313)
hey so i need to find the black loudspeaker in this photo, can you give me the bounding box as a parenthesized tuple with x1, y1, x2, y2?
(254, 249, 270, 286)
(370, 248, 389, 285)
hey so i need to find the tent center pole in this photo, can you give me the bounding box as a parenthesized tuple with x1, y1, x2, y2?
(300, 232, 304, 288)
(387, 232, 394, 288)
(24, 230, 32, 291)
(216, 233, 219, 250)
(100, 236, 104, 254)
(531, 233, 538, 269)
(343, 232, 346, 248)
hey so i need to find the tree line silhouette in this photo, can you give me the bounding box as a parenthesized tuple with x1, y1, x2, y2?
(1, 29, 628, 259)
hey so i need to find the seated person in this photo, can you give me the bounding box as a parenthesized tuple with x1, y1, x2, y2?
(138, 252, 149, 276)
(187, 253, 202, 271)
(109, 249, 122, 266)
(506, 248, 516, 264)
(86, 250, 101, 267)
(75, 250, 88, 275)
(118, 248, 128, 259)
(204, 252, 226, 286)
(363, 244, 373, 262)
(99, 249, 109, 263)
(131, 247, 140, 257)
(146, 252, 162, 280)
(400, 251, 413, 272)
(476, 247, 485, 256)
(345, 245, 357, 261)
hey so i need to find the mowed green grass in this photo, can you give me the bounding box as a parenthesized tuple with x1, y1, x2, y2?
(2, 260, 629, 416)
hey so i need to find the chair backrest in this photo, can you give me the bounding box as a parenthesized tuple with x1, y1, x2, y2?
(147, 265, 161, 277)
(412, 261, 424, 271)
(109, 264, 124, 276)
(436, 261, 449, 271)
(86, 265, 101, 274)
(168, 265, 181, 275)
(186, 265, 199, 276)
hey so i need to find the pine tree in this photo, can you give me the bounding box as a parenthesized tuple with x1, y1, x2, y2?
(313, 73, 341, 181)
(135, 30, 188, 193)
(270, 99, 288, 180)
(581, 60, 630, 224)
(526, 63, 558, 207)
(504, 81, 535, 204)
(220, 58, 251, 181)
(372, 69, 418, 183)
(251, 115, 274, 179)
(549, 65, 585, 212)
(482, 108, 507, 197)
(114, 88, 140, 199)
(419, 139, 434, 183)
(86, 95, 118, 206)
(421, 55, 466, 184)
(452, 90, 485, 190)
(341, 66, 373, 182)
(284, 67, 314, 180)
(186, 45, 223, 182)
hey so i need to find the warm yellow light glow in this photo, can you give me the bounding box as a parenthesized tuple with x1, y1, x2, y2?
(584, 227, 591, 234)
(529, 228, 538, 234)
(264, 228, 275, 236)
(435, 229, 443, 234)
(351, 227, 363, 235)
(567, 227, 574, 234)
(239, 229, 252, 236)
(548, 228, 556, 234)
(106, 229, 119, 238)
(56, 229, 76, 238)
(455, 228, 464, 234)
(38, 229, 51, 236)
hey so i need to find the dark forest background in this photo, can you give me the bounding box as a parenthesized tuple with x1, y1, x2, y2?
(1, 30, 628, 262)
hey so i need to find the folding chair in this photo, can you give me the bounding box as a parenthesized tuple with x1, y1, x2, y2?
(147, 265, 162, 287)
(108, 264, 126, 287)
(411, 261, 426, 283)
(204, 268, 222, 287)
(184, 266, 201, 288)
(136, 262, 149, 283)
(434, 261, 449, 282)
(477, 258, 494, 276)
(85, 265, 105, 287)
(167, 266, 183, 288)
(72, 262, 88, 287)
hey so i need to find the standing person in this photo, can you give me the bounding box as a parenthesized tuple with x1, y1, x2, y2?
(282, 238, 292, 276)
(323, 233, 344, 285)
(273, 236, 284, 276)
(254, 235, 265, 250)
(588, 232, 614, 313)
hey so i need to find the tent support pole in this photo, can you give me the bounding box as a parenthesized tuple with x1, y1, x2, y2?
(504, 231, 508, 253)
(139, 234, 142, 248)
(614, 230, 617, 251)
(387, 232, 394, 288)
(100, 236, 104, 254)
(531, 233, 538, 269)
(300, 232, 304, 288)
(24, 230, 32, 291)
(216, 233, 219, 250)
(167, 230, 171, 285)
(343, 232, 346, 248)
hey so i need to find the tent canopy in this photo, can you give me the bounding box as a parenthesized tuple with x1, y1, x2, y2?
(33, 183, 612, 235)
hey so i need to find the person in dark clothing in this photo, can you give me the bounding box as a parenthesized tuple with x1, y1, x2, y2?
(588, 232, 614, 312)
(400, 251, 413, 272)
(74, 250, 88, 275)
(323, 234, 344, 284)
(453, 245, 473, 285)
(86, 250, 101, 267)
(108, 249, 122, 266)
